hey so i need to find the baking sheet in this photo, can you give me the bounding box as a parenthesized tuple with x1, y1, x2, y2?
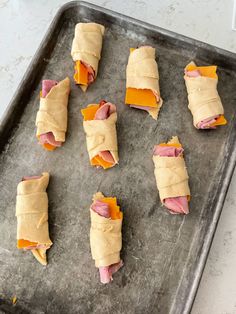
(1, 2, 236, 313)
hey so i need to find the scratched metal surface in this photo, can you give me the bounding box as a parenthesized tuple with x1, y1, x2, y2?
(0, 2, 236, 314)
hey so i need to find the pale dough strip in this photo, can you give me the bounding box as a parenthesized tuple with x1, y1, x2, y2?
(153, 137, 190, 201)
(16, 172, 52, 265)
(184, 62, 224, 127)
(90, 192, 122, 268)
(126, 46, 162, 119)
(71, 22, 105, 76)
(83, 112, 119, 163)
(36, 77, 70, 142)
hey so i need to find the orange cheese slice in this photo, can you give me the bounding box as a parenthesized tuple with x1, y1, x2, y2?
(81, 104, 100, 121)
(186, 64, 218, 79)
(42, 143, 56, 151)
(91, 155, 114, 169)
(125, 88, 157, 107)
(210, 114, 227, 127)
(74, 60, 88, 85)
(159, 143, 182, 148)
(17, 239, 38, 249)
(100, 197, 123, 220)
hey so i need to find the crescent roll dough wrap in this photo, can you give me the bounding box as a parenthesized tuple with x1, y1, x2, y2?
(81, 100, 119, 169)
(90, 192, 123, 284)
(36, 77, 70, 150)
(71, 23, 105, 91)
(184, 62, 227, 129)
(16, 172, 52, 265)
(153, 137, 190, 213)
(125, 46, 163, 120)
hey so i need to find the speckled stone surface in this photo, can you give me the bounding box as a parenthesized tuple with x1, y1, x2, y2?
(0, 3, 236, 313)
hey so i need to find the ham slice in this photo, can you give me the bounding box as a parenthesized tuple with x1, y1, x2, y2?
(40, 80, 63, 147)
(39, 132, 62, 147)
(91, 199, 123, 283)
(95, 103, 110, 119)
(99, 151, 115, 164)
(186, 70, 219, 129)
(23, 244, 49, 250)
(94, 102, 116, 120)
(153, 145, 189, 214)
(153, 145, 183, 157)
(42, 80, 57, 98)
(22, 175, 41, 181)
(91, 200, 110, 218)
(164, 196, 189, 215)
(197, 115, 219, 129)
(81, 61, 95, 85)
(130, 105, 151, 112)
(185, 70, 201, 78)
(99, 260, 124, 284)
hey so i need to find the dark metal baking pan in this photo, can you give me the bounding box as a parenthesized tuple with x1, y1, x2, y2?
(0, 1, 236, 313)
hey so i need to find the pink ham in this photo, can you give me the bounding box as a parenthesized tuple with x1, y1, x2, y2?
(91, 199, 123, 284)
(99, 260, 124, 284)
(153, 145, 189, 214)
(186, 70, 218, 129)
(93, 101, 117, 166)
(22, 175, 41, 181)
(153, 145, 183, 157)
(94, 104, 110, 120)
(21, 175, 49, 250)
(186, 70, 201, 78)
(42, 80, 57, 97)
(99, 151, 115, 164)
(164, 196, 189, 215)
(40, 80, 63, 147)
(91, 200, 110, 218)
(81, 61, 95, 85)
(130, 105, 151, 112)
(23, 244, 49, 251)
(94, 102, 116, 120)
(197, 115, 219, 129)
(39, 132, 62, 147)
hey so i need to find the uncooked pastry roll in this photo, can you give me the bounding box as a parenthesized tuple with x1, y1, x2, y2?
(81, 100, 119, 169)
(153, 136, 190, 214)
(184, 61, 227, 129)
(15, 172, 52, 265)
(90, 192, 123, 284)
(36, 77, 70, 150)
(71, 22, 105, 91)
(125, 46, 163, 120)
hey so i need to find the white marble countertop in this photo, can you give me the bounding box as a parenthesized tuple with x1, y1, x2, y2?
(1, 0, 236, 313)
